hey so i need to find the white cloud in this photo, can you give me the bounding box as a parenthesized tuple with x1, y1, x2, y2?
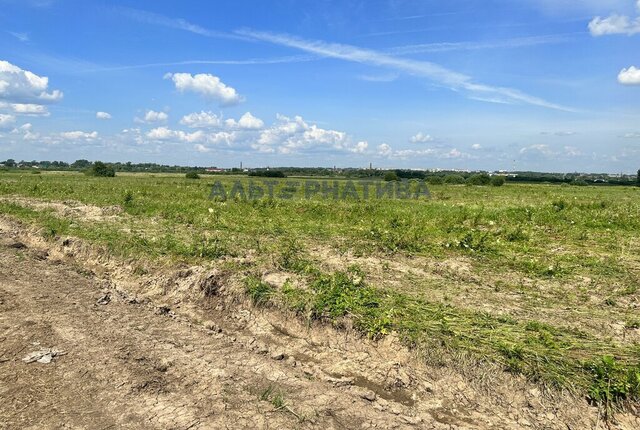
(146, 126, 235, 145)
(352, 141, 368, 153)
(8, 32, 29, 42)
(180, 111, 221, 128)
(520, 144, 554, 156)
(194, 143, 211, 153)
(225, 112, 264, 129)
(10, 123, 40, 140)
(237, 30, 573, 111)
(471, 143, 482, 150)
(60, 130, 98, 140)
(358, 73, 399, 82)
(377, 142, 470, 159)
(618, 66, 640, 85)
(564, 146, 582, 156)
(409, 132, 434, 143)
(9, 103, 49, 116)
(255, 114, 348, 154)
(96, 111, 112, 120)
(620, 132, 640, 138)
(142, 110, 168, 122)
(541, 130, 577, 136)
(377, 143, 392, 157)
(0, 113, 15, 127)
(164, 72, 242, 105)
(588, 14, 640, 35)
(0, 60, 63, 103)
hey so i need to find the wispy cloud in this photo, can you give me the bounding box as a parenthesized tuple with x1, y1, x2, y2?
(390, 33, 575, 55)
(80, 56, 316, 73)
(370, 12, 462, 22)
(237, 29, 575, 111)
(115, 6, 247, 41)
(7, 31, 29, 42)
(357, 73, 399, 82)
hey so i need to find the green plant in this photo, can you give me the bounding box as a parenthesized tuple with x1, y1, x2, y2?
(245, 277, 273, 305)
(443, 174, 465, 184)
(123, 190, 134, 205)
(185, 171, 200, 179)
(383, 171, 399, 182)
(466, 173, 491, 186)
(585, 356, 640, 417)
(85, 161, 115, 177)
(490, 176, 506, 186)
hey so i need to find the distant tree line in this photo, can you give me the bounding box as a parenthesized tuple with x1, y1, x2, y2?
(0, 159, 637, 186)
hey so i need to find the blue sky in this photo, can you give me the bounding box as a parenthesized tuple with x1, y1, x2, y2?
(0, 0, 638, 172)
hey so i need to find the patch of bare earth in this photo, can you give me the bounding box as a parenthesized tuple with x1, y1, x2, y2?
(0, 210, 638, 428)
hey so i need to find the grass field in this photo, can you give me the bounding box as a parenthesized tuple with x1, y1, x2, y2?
(1, 170, 639, 414)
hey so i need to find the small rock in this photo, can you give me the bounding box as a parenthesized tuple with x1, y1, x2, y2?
(96, 294, 111, 305)
(401, 415, 422, 425)
(359, 390, 377, 402)
(271, 351, 286, 361)
(203, 320, 221, 332)
(9, 242, 27, 250)
(23, 348, 66, 364)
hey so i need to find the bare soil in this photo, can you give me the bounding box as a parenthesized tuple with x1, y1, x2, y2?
(0, 216, 638, 429)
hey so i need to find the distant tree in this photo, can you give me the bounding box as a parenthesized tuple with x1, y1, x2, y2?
(466, 173, 491, 186)
(185, 171, 200, 179)
(637, 169, 640, 187)
(383, 171, 399, 182)
(3, 159, 16, 168)
(490, 176, 506, 186)
(72, 159, 92, 169)
(443, 174, 465, 184)
(248, 170, 286, 178)
(86, 161, 115, 177)
(426, 175, 444, 185)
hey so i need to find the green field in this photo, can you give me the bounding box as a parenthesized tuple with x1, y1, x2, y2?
(1, 171, 639, 413)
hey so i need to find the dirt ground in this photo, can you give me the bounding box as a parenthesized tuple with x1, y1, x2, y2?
(0, 217, 638, 429)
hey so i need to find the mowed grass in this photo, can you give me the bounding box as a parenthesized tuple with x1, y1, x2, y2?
(1, 170, 639, 413)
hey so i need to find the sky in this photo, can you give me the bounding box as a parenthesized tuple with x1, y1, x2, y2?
(0, 0, 639, 172)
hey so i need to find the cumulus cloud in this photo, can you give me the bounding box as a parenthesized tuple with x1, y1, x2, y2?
(255, 114, 348, 154)
(9, 103, 49, 116)
(409, 132, 434, 143)
(377, 142, 469, 159)
(180, 111, 222, 128)
(588, 14, 640, 35)
(164, 72, 242, 105)
(618, 66, 640, 85)
(0, 113, 15, 128)
(142, 110, 168, 123)
(13, 123, 40, 140)
(471, 143, 482, 150)
(0, 101, 49, 117)
(146, 126, 234, 145)
(377, 143, 392, 157)
(96, 111, 112, 119)
(135, 113, 364, 156)
(352, 141, 368, 153)
(60, 130, 98, 140)
(0, 60, 63, 103)
(225, 112, 264, 130)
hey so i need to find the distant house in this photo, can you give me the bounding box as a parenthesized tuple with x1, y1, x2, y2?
(206, 168, 225, 173)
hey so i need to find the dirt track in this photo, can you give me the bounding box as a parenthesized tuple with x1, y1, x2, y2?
(0, 218, 637, 429)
